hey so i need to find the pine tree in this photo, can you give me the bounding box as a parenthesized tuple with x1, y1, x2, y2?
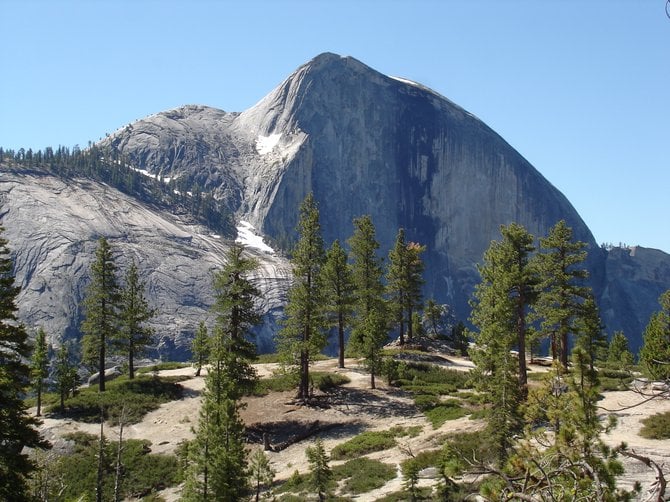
(182, 361, 249, 501)
(386, 230, 425, 344)
(191, 321, 210, 377)
(117, 259, 155, 379)
(306, 438, 332, 502)
(574, 295, 608, 372)
(349, 215, 384, 318)
(211, 243, 262, 399)
(31, 326, 49, 417)
(640, 289, 670, 380)
(321, 239, 355, 368)
(534, 220, 589, 368)
(607, 331, 634, 370)
(386, 228, 410, 345)
(469, 223, 537, 464)
(249, 448, 275, 502)
(0, 226, 49, 500)
(497, 348, 626, 500)
(277, 194, 327, 400)
(54, 343, 78, 411)
(81, 236, 120, 392)
(423, 299, 447, 339)
(348, 305, 388, 389)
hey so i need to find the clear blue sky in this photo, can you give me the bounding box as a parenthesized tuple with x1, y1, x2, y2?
(2, 0, 668, 252)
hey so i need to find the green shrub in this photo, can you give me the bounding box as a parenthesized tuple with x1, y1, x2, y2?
(255, 371, 350, 395)
(46, 375, 185, 424)
(424, 401, 468, 428)
(53, 432, 180, 500)
(333, 457, 396, 494)
(312, 372, 351, 391)
(255, 371, 299, 395)
(640, 411, 670, 439)
(331, 431, 397, 460)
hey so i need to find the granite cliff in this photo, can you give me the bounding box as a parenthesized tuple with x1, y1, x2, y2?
(2, 52, 668, 356)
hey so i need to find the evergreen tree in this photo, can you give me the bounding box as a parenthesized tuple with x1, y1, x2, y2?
(404, 241, 425, 342)
(321, 239, 355, 368)
(469, 223, 537, 464)
(249, 448, 275, 502)
(386, 228, 410, 345)
(495, 349, 627, 501)
(535, 220, 589, 368)
(640, 289, 670, 380)
(306, 438, 331, 502)
(54, 343, 78, 411)
(117, 260, 155, 379)
(386, 229, 425, 344)
(0, 226, 49, 500)
(422, 299, 449, 339)
(182, 308, 251, 500)
(607, 331, 635, 370)
(182, 377, 248, 501)
(574, 294, 608, 372)
(211, 243, 262, 399)
(348, 305, 388, 389)
(277, 194, 327, 400)
(191, 321, 210, 377)
(31, 326, 49, 417)
(349, 215, 384, 318)
(81, 236, 120, 392)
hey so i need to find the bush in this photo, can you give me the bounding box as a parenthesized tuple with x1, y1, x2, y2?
(640, 411, 670, 439)
(333, 457, 396, 494)
(331, 431, 397, 460)
(255, 371, 350, 395)
(46, 375, 185, 424)
(330, 426, 418, 460)
(424, 401, 468, 428)
(53, 432, 180, 500)
(312, 372, 351, 392)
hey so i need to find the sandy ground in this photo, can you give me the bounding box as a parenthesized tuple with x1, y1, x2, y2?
(36, 357, 670, 501)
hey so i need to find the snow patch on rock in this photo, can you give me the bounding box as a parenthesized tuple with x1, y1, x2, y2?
(236, 221, 275, 254)
(255, 133, 281, 155)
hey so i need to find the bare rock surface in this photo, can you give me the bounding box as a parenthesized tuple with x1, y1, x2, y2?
(0, 170, 290, 358)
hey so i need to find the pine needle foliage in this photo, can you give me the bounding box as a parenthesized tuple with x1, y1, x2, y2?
(0, 225, 49, 500)
(277, 194, 327, 400)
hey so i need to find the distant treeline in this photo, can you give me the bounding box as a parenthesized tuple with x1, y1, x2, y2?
(0, 145, 235, 236)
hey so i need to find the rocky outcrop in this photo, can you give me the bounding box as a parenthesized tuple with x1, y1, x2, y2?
(0, 170, 290, 359)
(3, 53, 669, 354)
(101, 53, 612, 317)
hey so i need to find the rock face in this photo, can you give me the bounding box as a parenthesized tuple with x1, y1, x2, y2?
(0, 170, 290, 359)
(2, 52, 669, 355)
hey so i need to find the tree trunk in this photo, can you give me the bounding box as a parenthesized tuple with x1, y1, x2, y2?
(517, 299, 528, 397)
(338, 314, 345, 369)
(128, 344, 135, 380)
(36, 386, 42, 417)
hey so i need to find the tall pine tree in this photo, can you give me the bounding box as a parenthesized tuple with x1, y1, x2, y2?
(0, 226, 49, 500)
(211, 243, 262, 399)
(534, 220, 589, 368)
(31, 326, 49, 417)
(469, 223, 537, 464)
(81, 236, 120, 392)
(277, 194, 327, 400)
(639, 289, 670, 380)
(321, 239, 355, 368)
(117, 259, 155, 379)
(348, 216, 384, 335)
(191, 321, 210, 377)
